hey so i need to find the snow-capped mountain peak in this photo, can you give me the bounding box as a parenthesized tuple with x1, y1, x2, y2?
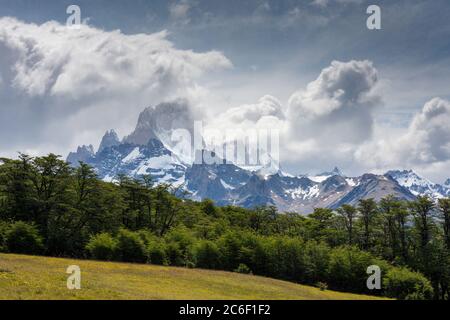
(445, 179, 450, 187)
(386, 169, 450, 200)
(308, 167, 344, 183)
(66, 102, 450, 215)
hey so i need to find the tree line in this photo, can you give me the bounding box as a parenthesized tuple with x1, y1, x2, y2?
(0, 154, 449, 300)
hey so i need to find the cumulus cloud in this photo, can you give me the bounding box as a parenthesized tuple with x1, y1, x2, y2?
(217, 95, 285, 125)
(0, 17, 230, 98)
(207, 61, 381, 172)
(278, 61, 449, 178)
(2, 15, 446, 182)
(404, 97, 450, 163)
(202, 95, 286, 167)
(0, 17, 231, 157)
(356, 97, 450, 174)
(287, 60, 380, 145)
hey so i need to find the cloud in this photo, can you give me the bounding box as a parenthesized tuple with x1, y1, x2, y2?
(169, 0, 194, 24)
(279, 7, 330, 29)
(287, 60, 380, 145)
(311, 0, 363, 8)
(202, 95, 286, 166)
(217, 95, 285, 124)
(0, 17, 230, 98)
(0, 17, 231, 157)
(403, 97, 450, 163)
(357, 97, 450, 167)
(207, 61, 381, 173)
(311, 0, 329, 8)
(205, 94, 286, 151)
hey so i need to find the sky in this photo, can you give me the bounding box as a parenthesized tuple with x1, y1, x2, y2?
(0, 0, 450, 182)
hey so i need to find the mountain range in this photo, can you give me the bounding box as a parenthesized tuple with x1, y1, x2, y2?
(67, 101, 450, 214)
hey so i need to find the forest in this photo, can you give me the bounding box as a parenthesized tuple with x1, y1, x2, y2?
(0, 154, 449, 300)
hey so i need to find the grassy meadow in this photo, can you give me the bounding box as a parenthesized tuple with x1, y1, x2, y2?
(0, 253, 385, 300)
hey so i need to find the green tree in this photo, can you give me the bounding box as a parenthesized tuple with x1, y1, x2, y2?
(337, 205, 357, 245)
(200, 199, 218, 217)
(410, 196, 435, 251)
(357, 199, 378, 250)
(248, 206, 277, 234)
(438, 198, 450, 250)
(378, 196, 411, 262)
(308, 208, 333, 241)
(194, 240, 221, 269)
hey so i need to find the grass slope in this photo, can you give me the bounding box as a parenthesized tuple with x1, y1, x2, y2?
(0, 253, 384, 300)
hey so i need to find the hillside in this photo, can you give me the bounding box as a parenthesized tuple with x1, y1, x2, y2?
(0, 254, 383, 300)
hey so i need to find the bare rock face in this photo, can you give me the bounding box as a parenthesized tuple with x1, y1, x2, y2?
(330, 174, 416, 209)
(123, 99, 196, 149)
(98, 130, 120, 153)
(67, 145, 95, 166)
(317, 166, 343, 177)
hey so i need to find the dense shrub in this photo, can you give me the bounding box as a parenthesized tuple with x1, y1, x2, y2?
(147, 241, 168, 265)
(0, 222, 9, 252)
(235, 263, 252, 274)
(327, 246, 376, 293)
(218, 231, 245, 271)
(201, 199, 218, 217)
(136, 230, 168, 265)
(115, 229, 148, 263)
(5, 221, 44, 255)
(165, 226, 196, 266)
(383, 267, 434, 300)
(85, 233, 117, 261)
(303, 241, 331, 284)
(316, 282, 328, 291)
(246, 235, 273, 276)
(165, 227, 195, 253)
(271, 237, 308, 282)
(194, 240, 221, 269)
(165, 242, 185, 266)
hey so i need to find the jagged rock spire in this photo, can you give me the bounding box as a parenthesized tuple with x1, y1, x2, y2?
(98, 129, 120, 153)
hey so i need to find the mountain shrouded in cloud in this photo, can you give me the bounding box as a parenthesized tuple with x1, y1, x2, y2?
(205, 59, 450, 183)
(1, 11, 450, 183)
(65, 98, 450, 214)
(123, 99, 200, 159)
(219, 95, 285, 124)
(0, 17, 231, 157)
(205, 94, 286, 149)
(206, 60, 381, 177)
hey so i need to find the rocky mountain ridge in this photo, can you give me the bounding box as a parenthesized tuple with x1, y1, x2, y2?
(67, 102, 450, 214)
